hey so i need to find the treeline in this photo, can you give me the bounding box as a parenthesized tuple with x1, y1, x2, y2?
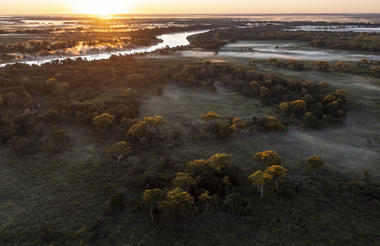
(0, 55, 347, 158)
(0, 55, 170, 156)
(189, 27, 380, 52)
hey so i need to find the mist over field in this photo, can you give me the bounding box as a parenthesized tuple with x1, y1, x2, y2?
(0, 6, 379, 246)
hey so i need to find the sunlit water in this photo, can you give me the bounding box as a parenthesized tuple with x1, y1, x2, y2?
(0, 30, 208, 67)
(289, 25, 380, 33)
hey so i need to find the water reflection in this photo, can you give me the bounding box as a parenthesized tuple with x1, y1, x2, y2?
(0, 30, 208, 67)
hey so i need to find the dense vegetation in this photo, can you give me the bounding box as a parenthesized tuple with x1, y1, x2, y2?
(0, 53, 379, 246)
(189, 27, 380, 52)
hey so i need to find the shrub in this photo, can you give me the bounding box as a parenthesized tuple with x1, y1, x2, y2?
(105, 192, 125, 212)
(307, 156, 324, 174)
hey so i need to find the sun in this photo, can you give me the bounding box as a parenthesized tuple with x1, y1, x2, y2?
(74, 0, 132, 16)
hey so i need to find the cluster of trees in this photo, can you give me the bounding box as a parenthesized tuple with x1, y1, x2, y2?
(0, 54, 346, 159)
(199, 111, 247, 138)
(173, 62, 347, 128)
(189, 27, 380, 52)
(127, 116, 167, 144)
(141, 151, 324, 219)
(265, 58, 380, 78)
(267, 58, 305, 71)
(0, 55, 163, 156)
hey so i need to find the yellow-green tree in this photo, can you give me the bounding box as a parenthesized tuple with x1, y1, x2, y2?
(106, 141, 132, 164)
(208, 153, 231, 172)
(232, 117, 246, 128)
(127, 121, 147, 143)
(152, 116, 167, 134)
(55, 82, 70, 94)
(265, 165, 288, 192)
(123, 88, 132, 95)
(158, 187, 195, 218)
(143, 188, 166, 221)
(307, 156, 324, 175)
(248, 170, 273, 199)
(279, 102, 290, 114)
(200, 111, 219, 126)
(92, 113, 115, 133)
(315, 61, 330, 71)
(254, 150, 283, 166)
(186, 159, 210, 176)
(265, 116, 286, 131)
(171, 172, 196, 190)
(46, 78, 59, 87)
(290, 100, 307, 116)
(198, 190, 215, 214)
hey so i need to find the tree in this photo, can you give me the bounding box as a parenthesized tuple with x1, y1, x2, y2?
(46, 78, 59, 87)
(198, 190, 215, 214)
(208, 153, 231, 172)
(106, 141, 132, 164)
(127, 121, 147, 143)
(200, 111, 219, 126)
(248, 170, 273, 199)
(358, 58, 369, 68)
(186, 159, 211, 177)
(143, 188, 166, 221)
(158, 187, 195, 218)
(232, 117, 246, 128)
(254, 150, 283, 166)
(92, 113, 115, 133)
(279, 102, 290, 114)
(307, 156, 324, 175)
(315, 61, 330, 71)
(265, 116, 286, 131)
(152, 116, 166, 134)
(55, 82, 70, 94)
(371, 66, 380, 77)
(290, 100, 307, 117)
(123, 88, 132, 95)
(171, 172, 196, 190)
(265, 165, 288, 192)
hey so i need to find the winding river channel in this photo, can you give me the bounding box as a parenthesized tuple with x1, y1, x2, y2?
(0, 30, 209, 67)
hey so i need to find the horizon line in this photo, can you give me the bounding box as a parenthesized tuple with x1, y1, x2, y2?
(2, 12, 380, 17)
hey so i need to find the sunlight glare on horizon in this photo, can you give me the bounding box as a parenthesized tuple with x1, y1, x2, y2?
(73, 0, 133, 15)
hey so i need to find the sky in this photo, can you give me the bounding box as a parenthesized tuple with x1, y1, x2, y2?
(0, 0, 380, 15)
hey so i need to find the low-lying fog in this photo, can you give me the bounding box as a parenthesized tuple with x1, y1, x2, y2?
(180, 40, 380, 61)
(139, 70, 380, 179)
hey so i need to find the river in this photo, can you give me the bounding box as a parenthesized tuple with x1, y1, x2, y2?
(0, 30, 209, 67)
